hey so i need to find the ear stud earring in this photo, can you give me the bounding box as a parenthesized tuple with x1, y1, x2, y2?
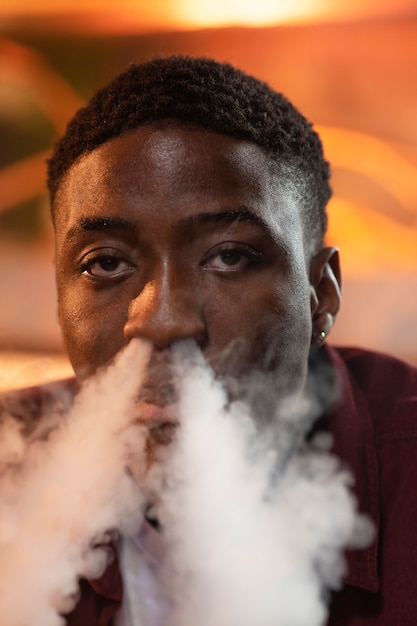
(312, 328, 328, 347)
(313, 329, 327, 346)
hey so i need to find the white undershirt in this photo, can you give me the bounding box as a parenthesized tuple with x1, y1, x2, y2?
(115, 521, 169, 626)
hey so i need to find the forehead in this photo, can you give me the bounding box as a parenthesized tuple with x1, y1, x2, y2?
(53, 124, 304, 246)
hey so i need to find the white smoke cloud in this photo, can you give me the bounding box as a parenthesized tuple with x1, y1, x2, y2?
(0, 339, 151, 626)
(156, 341, 373, 626)
(0, 338, 373, 626)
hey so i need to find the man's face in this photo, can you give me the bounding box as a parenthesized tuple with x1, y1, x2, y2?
(54, 124, 315, 429)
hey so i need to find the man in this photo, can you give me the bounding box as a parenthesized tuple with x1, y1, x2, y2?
(4, 56, 417, 624)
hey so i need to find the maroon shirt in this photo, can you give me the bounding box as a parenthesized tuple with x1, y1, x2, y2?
(2, 346, 417, 625)
(326, 347, 417, 625)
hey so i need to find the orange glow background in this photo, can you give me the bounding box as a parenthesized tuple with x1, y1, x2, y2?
(0, 0, 416, 388)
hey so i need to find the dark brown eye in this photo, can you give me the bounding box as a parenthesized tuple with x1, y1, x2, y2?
(202, 243, 262, 272)
(98, 258, 120, 272)
(81, 254, 133, 278)
(219, 250, 242, 266)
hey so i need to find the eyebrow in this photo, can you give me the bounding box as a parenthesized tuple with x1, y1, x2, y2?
(64, 208, 274, 242)
(184, 208, 274, 237)
(65, 217, 134, 241)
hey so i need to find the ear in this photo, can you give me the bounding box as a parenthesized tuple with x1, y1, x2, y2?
(309, 247, 342, 347)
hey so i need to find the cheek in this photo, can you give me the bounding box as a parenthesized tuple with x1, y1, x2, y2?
(268, 283, 313, 381)
(201, 280, 300, 367)
(205, 278, 312, 378)
(58, 290, 128, 380)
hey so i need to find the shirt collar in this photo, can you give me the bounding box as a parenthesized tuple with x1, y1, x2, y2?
(87, 517, 167, 601)
(325, 345, 380, 593)
(88, 542, 123, 602)
(132, 518, 167, 571)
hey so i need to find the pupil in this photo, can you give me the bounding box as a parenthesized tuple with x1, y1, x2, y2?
(100, 258, 118, 271)
(221, 251, 241, 266)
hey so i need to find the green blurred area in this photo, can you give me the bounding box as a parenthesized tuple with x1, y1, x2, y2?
(0, 30, 173, 240)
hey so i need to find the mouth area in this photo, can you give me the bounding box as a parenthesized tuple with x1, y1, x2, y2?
(136, 399, 178, 423)
(129, 402, 179, 473)
(133, 353, 180, 454)
(135, 361, 179, 430)
(134, 399, 179, 453)
(147, 420, 178, 446)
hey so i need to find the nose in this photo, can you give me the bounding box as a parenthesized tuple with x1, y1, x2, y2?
(123, 275, 207, 349)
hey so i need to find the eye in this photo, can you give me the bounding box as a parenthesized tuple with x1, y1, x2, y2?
(202, 243, 261, 272)
(216, 249, 243, 266)
(81, 252, 134, 278)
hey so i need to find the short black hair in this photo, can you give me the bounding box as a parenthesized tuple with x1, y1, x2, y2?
(47, 55, 331, 251)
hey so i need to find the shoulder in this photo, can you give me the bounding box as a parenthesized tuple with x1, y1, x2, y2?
(329, 345, 417, 439)
(332, 345, 417, 384)
(0, 377, 79, 437)
(330, 345, 417, 401)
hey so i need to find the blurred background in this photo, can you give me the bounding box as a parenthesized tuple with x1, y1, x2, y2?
(1, 0, 416, 390)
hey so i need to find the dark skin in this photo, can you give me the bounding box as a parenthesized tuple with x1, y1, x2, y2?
(53, 123, 341, 451)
